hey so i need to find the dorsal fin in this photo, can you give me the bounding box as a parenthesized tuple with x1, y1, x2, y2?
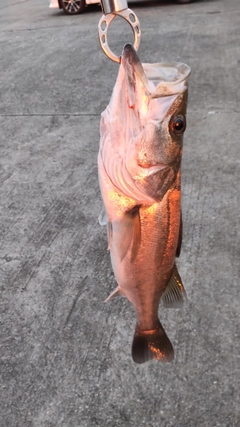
(162, 263, 186, 308)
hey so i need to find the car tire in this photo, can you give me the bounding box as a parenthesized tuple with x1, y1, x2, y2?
(60, 0, 85, 14)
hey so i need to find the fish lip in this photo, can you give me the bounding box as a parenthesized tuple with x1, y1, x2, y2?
(122, 44, 191, 98)
(122, 43, 139, 64)
(122, 44, 152, 95)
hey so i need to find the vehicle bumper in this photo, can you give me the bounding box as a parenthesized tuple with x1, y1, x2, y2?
(49, 0, 59, 8)
(86, 0, 99, 4)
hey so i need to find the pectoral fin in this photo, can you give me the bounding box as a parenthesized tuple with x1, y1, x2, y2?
(107, 222, 112, 250)
(162, 263, 186, 308)
(112, 207, 141, 262)
(98, 206, 108, 226)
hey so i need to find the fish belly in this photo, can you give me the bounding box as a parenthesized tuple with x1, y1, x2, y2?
(112, 185, 181, 331)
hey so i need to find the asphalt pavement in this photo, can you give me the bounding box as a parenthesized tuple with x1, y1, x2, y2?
(0, 0, 240, 426)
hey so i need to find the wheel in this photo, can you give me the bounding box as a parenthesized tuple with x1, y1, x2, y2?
(60, 0, 85, 14)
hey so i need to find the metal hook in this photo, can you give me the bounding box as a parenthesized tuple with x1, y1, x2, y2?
(98, 8, 141, 63)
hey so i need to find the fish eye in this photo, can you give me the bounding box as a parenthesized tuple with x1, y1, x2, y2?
(170, 115, 186, 135)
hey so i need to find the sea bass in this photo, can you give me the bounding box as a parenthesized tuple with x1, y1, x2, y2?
(98, 44, 191, 364)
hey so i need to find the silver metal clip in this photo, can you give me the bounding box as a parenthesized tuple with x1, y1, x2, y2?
(98, 0, 141, 63)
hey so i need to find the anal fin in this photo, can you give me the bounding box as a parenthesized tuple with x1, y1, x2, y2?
(162, 263, 186, 308)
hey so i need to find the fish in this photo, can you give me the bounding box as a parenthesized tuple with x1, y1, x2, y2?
(98, 44, 191, 364)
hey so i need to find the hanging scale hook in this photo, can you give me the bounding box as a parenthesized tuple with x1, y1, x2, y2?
(98, 0, 141, 63)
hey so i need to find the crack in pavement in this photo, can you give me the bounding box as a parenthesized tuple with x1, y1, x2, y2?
(0, 24, 89, 34)
(0, 0, 30, 11)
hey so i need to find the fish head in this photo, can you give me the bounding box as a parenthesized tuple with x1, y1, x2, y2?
(129, 89, 189, 200)
(122, 44, 191, 201)
(100, 44, 191, 203)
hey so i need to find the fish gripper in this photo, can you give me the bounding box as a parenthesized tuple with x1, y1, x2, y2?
(98, 0, 141, 63)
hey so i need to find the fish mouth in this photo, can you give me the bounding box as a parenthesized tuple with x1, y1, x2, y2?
(122, 43, 191, 99)
(122, 44, 139, 65)
(122, 44, 153, 95)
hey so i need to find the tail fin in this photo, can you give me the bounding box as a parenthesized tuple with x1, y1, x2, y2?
(132, 322, 174, 364)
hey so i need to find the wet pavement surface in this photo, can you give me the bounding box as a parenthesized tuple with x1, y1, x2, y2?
(0, 0, 240, 426)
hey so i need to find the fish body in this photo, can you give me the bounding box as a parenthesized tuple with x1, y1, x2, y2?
(98, 44, 190, 364)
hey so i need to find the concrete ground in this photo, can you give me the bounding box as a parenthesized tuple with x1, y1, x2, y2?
(0, 0, 240, 426)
